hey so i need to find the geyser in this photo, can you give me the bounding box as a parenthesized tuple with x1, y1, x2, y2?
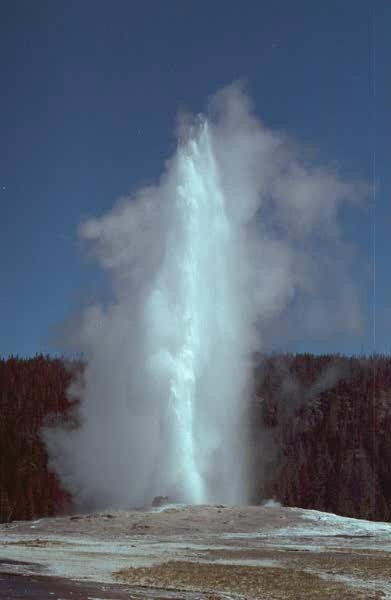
(44, 83, 365, 510)
(146, 121, 248, 504)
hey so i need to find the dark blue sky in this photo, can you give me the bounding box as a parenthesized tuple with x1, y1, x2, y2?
(1, 1, 389, 357)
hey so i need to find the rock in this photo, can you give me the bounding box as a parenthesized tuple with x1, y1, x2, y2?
(151, 495, 170, 507)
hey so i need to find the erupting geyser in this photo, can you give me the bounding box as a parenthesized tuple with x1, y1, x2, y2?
(44, 83, 364, 510)
(146, 121, 247, 503)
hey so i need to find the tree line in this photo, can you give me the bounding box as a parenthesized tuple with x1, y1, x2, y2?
(0, 353, 390, 522)
(0, 355, 77, 521)
(252, 353, 391, 521)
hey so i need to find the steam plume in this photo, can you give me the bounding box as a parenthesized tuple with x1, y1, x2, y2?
(44, 83, 366, 509)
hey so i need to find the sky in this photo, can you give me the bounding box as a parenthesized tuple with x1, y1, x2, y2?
(0, 0, 389, 358)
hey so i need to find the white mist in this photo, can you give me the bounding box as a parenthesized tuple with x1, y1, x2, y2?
(44, 83, 365, 510)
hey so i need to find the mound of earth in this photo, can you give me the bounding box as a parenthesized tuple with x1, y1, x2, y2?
(0, 504, 390, 599)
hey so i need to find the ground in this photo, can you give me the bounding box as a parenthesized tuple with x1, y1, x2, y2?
(0, 504, 390, 599)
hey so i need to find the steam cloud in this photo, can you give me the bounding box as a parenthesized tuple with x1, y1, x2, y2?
(44, 83, 367, 510)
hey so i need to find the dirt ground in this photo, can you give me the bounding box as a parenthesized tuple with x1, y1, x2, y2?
(0, 504, 390, 599)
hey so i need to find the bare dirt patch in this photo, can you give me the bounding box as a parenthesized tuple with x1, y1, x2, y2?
(1, 539, 65, 548)
(199, 547, 391, 580)
(115, 560, 383, 599)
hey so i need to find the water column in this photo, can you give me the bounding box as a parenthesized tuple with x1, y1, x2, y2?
(147, 120, 236, 504)
(170, 122, 230, 502)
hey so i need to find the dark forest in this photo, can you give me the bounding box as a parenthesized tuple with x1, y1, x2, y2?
(1, 354, 390, 523)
